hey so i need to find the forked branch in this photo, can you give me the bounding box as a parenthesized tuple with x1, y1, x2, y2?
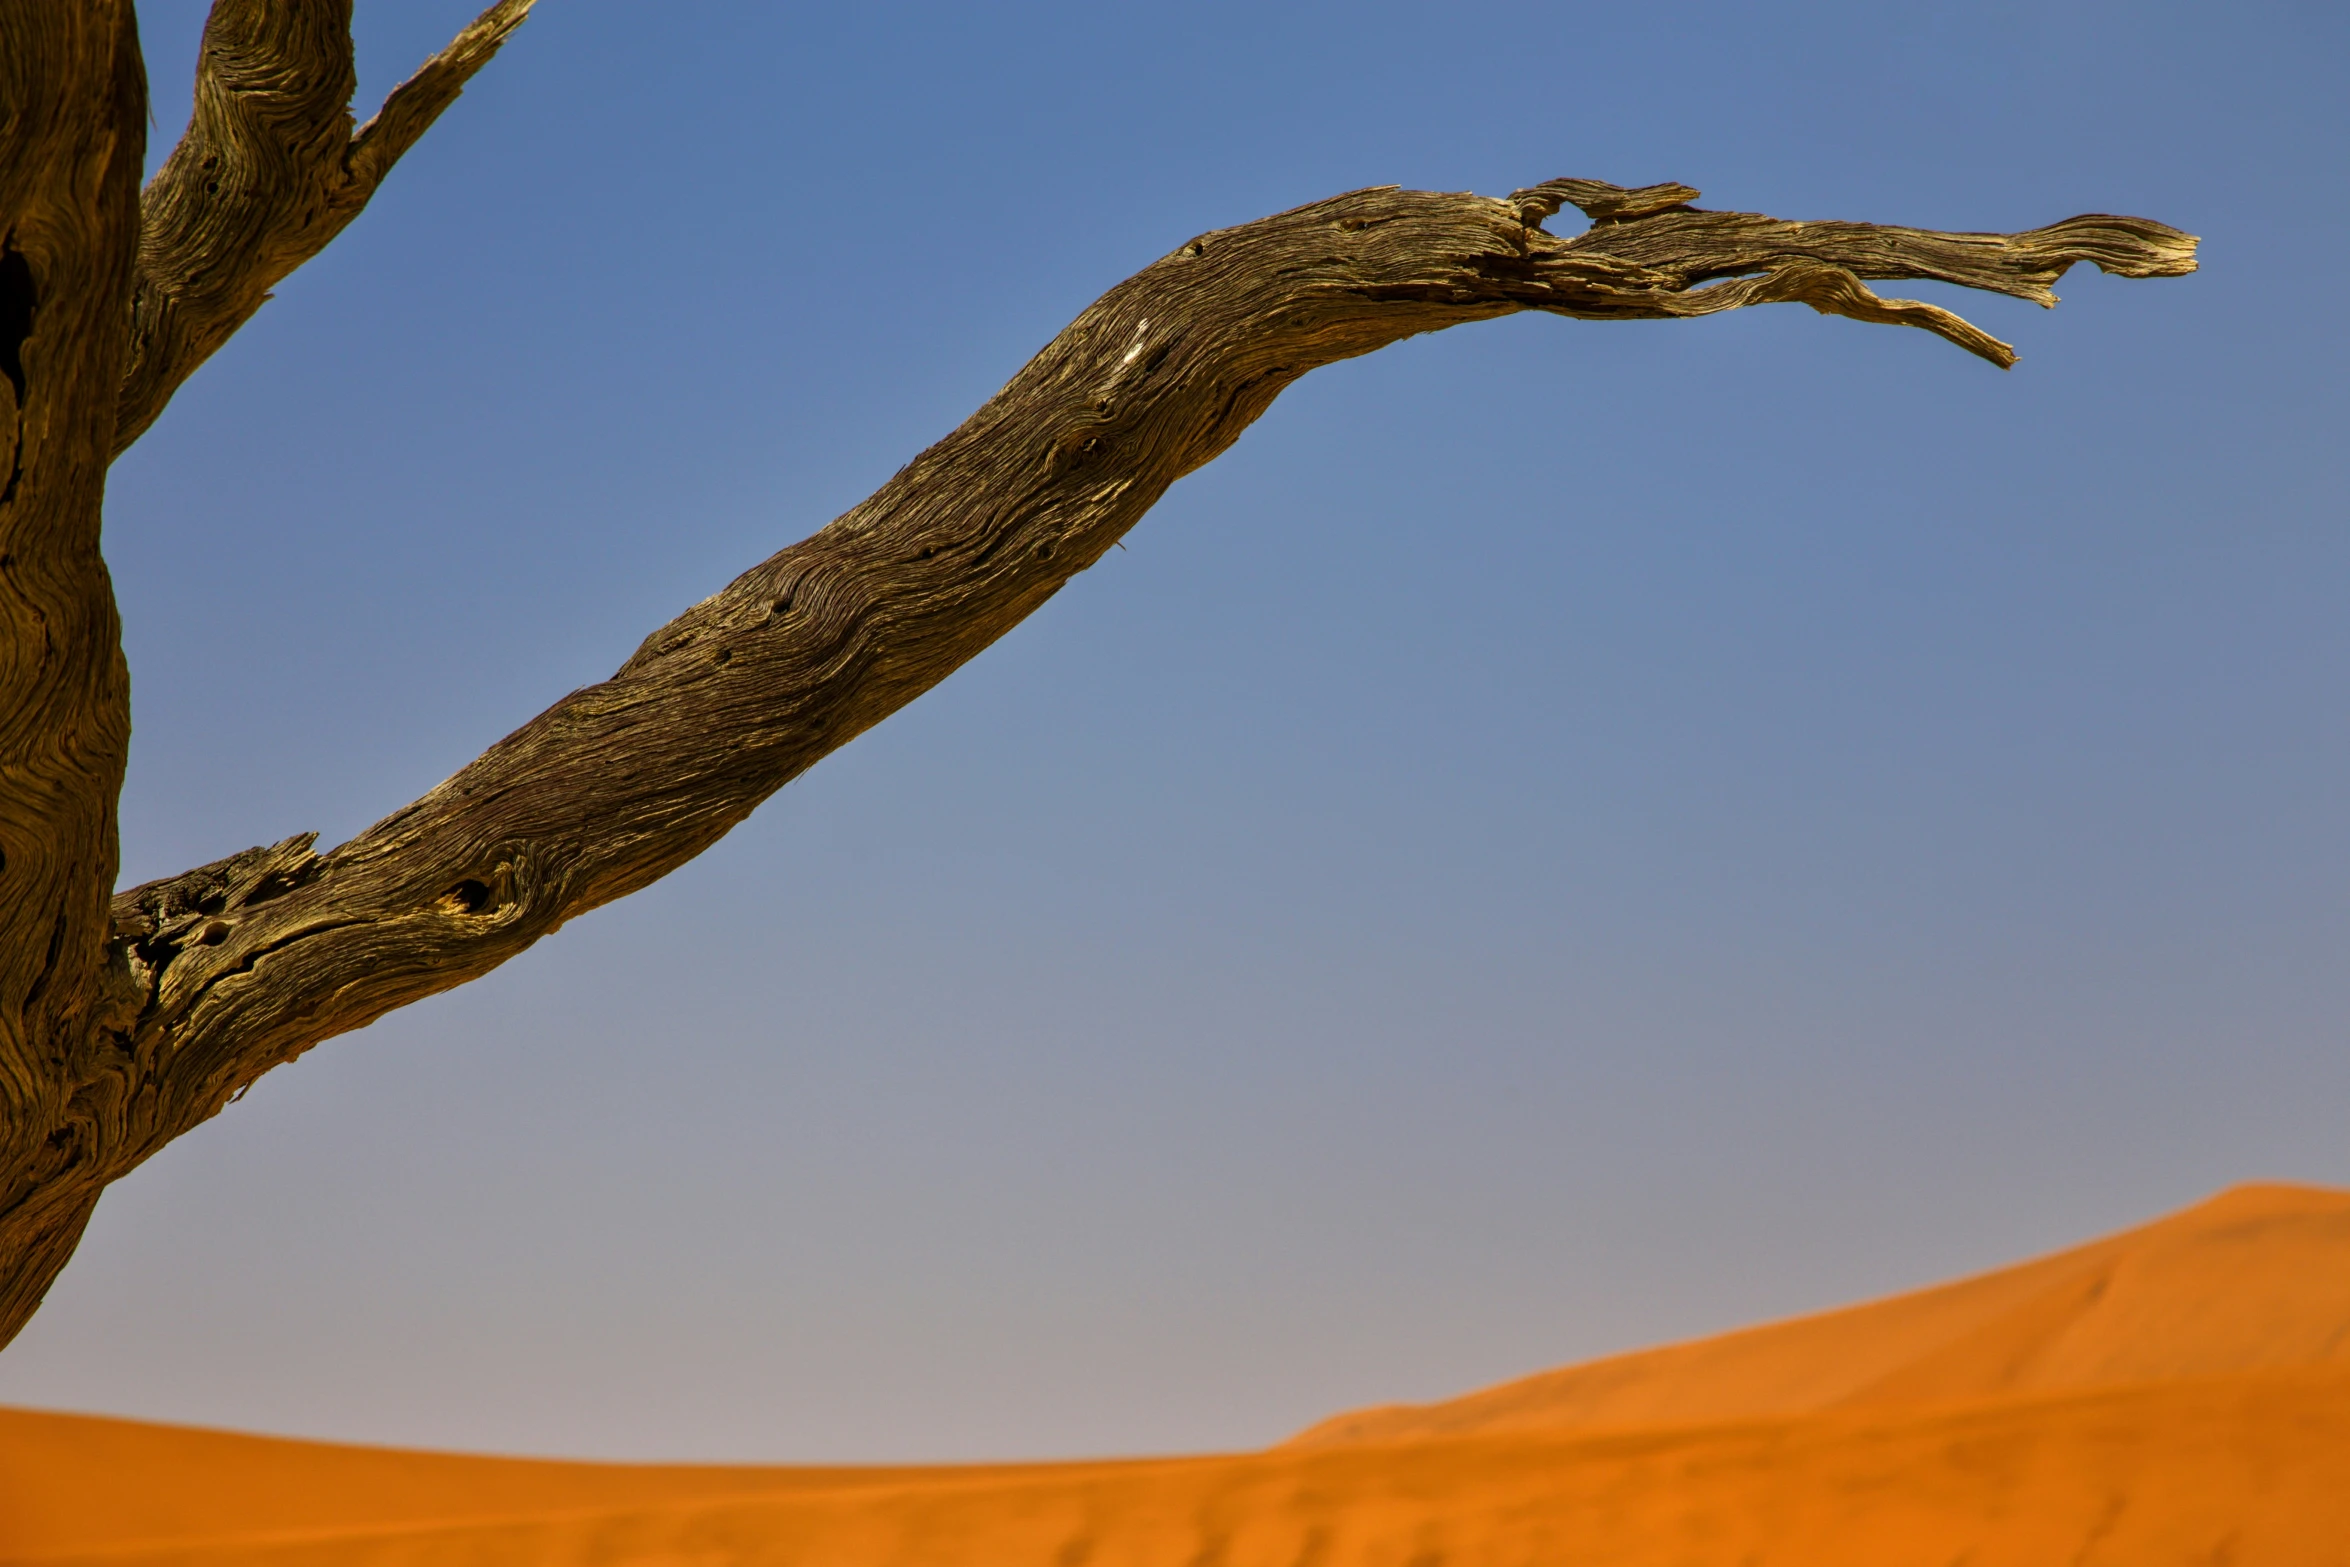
(112, 0, 534, 456)
(1502, 179, 2194, 367)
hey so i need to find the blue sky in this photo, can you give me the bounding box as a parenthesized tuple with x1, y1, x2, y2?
(1, 0, 2345, 1461)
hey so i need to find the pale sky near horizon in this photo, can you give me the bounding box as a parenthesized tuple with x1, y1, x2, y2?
(2, 0, 2345, 1463)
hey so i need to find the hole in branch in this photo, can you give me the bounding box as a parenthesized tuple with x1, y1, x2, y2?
(0, 241, 33, 404)
(439, 879, 494, 916)
(196, 921, 232, 946)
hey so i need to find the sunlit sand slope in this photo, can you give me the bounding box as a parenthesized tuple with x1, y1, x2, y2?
(5, 1184, 2346, 1567)
(1291, 1181, 2350, 1446)
(7, 1373, 2348, 1567)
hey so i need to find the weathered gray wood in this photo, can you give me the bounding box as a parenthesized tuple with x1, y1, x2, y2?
(0, 0, 2196, 1351)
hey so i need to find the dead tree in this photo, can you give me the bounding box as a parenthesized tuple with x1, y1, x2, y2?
(0, 0, 2196, 1350)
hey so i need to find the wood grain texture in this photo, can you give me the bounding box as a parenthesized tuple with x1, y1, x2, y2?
(0, 0, 149, 1351)
(0, 3, 2197, 1352)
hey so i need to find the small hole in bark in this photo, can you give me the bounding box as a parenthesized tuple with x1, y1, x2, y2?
(1183, 240, 1205, 257)
(46, 1127, 71, 1149)
(441, 879, 493, 915)
(197, 921, 232, 946)
(1035, 541, 1055, 561)
(918, 545, 937, 560)
(196, 893, 227, 915)
(770, 592, 794, 617)
(0, 243, 36, 403)
(713, 646, 732, 666)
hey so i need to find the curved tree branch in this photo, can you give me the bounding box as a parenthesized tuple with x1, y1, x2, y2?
(64, 179, 2193, 1259)
(112, 0, 533, 457)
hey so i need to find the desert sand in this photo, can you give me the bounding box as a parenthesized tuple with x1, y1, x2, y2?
(6, 1182, 2347, 1566)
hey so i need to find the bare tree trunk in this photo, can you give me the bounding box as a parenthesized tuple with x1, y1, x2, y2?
(0, 0, 2195, 1350)
(1, 0, 532, 1345)
(0, 0, 147, 1344)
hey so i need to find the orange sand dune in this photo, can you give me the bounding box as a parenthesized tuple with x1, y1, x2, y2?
(6, 1182, 2348, 1567)
(1291, 1180, 2350, 1446)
